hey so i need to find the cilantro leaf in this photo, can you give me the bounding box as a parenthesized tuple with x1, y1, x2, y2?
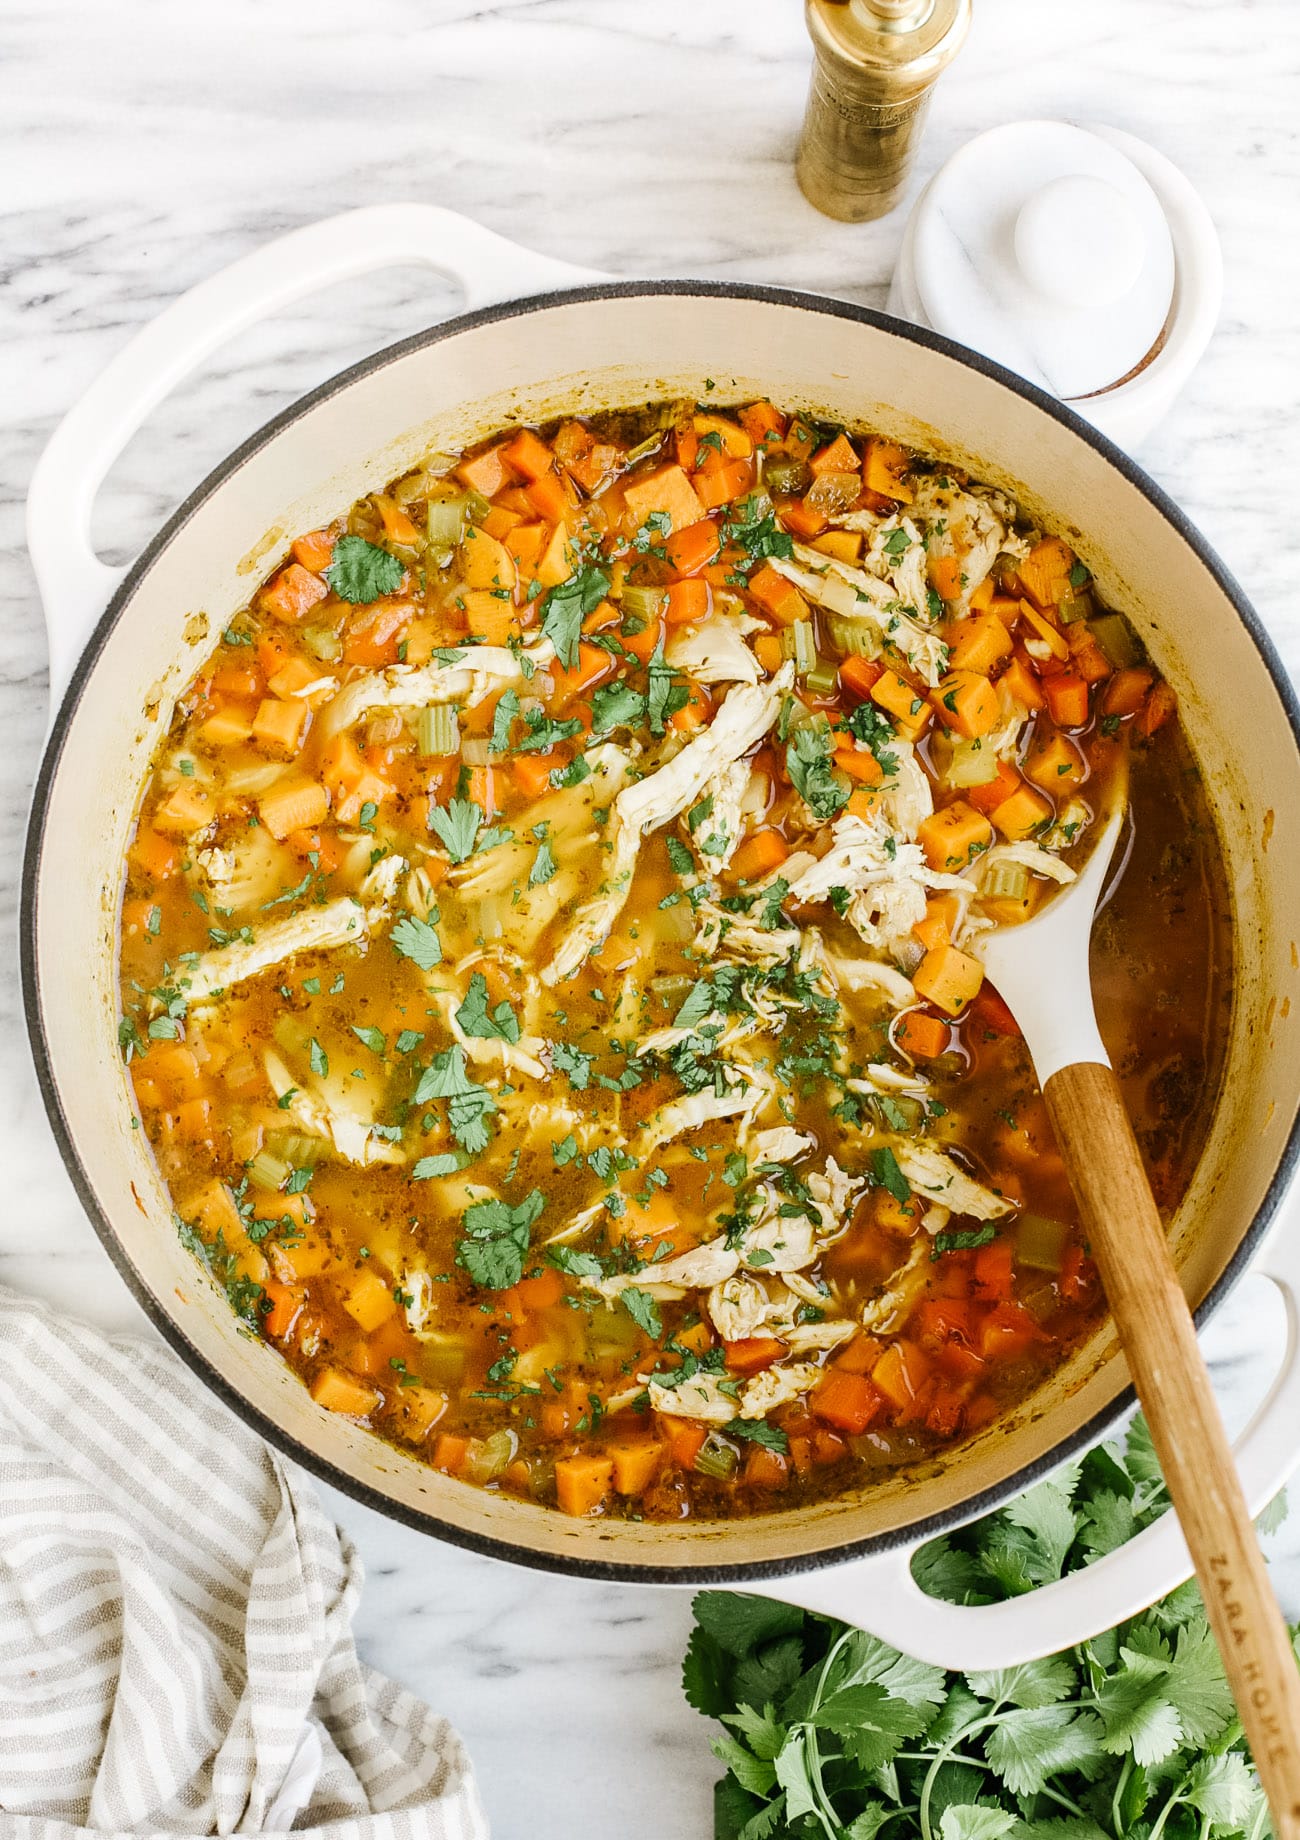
(412, 1152, 463, 1179)
(427, 798, 484, 863)
(325, 535, 403, 604)
(548, 1244, 604, 1279)
(869, 1145, 910, 1204)
(590, 679, 647, 733)
(932, 1224, 998, 1258)
(455, 971, 521, 1044)
(550, 1039, 592, 1090)
(529, 840, 558, 885)
(413, 1045, 496, 1155)
(455, 1188, 545, 1290)
(725, 1417, 788, 1454)
(786, 720, 849, 823)
(541, 563, 610, 669)
(620, 1287, 663, 1338)
(351, 1025, 385, 1055)
(490, 687, 520, 753)
(391, 911, 443, 970)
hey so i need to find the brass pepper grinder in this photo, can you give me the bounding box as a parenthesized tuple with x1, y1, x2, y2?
(797, 0, 972, 222)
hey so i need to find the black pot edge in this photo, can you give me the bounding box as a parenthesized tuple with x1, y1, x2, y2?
(20, 277, 1300, 1588)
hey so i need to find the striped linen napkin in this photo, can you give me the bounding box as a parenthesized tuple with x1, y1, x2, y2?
(0, 1287, 488, 1839)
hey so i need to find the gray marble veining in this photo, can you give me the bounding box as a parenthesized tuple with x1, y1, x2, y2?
(5, 1, 1300, 1833)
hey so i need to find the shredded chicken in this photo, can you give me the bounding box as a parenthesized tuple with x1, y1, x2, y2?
(262, 1048, 405, 1168)
(543, 665, 794, 984)
(893, 1142, 1014, 1219)
(860, 1240, 931, 1333)
(317, 640, 555, 741)
(738, 1362, 824, 1419)
(665, 608, 763, 685)
(771, 550, 948, 686)
(182, 898, 370, 1006)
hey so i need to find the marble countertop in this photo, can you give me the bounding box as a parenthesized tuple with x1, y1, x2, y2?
(6, 1, 1300, 1832)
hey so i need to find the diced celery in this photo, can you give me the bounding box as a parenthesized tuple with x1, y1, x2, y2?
(991, 551, 1020, 591)
(1017, 1213, 1070, 1271)
(827, 614, 882, 659)
(805, 661, 840, 697)
(1090, 612, 1141, 669)
(461, 737, 490, 767)
(301, 622, 342, 662)
(763, 457, 811, 496)
(805, 470, 861, 516)
(694, 1436, 738, 1479)
(781, 620, 818, 675)
(621, 584, 665, 623)
(266, 1131, 325, 1169)
(868, 1093, 925, 1134)
(465, 1428, 516, 1484)
(247, 1150, 291, 1192)
(651, 973, 697, 1005)
(417, 703, 460, 757)
(463, 489, 491, 526)
(946, 739, 1000, 788)
(427, 493, 467, 552)
(983, 859, 1030, 901)
(623, 432, 665, 467)
(421, 1335, 469, 1388)
(1056, 592, 1093, 625)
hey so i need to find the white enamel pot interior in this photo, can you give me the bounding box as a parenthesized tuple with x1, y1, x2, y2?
(23, 208, 1300, 1668)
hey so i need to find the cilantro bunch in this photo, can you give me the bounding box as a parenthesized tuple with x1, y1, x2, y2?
(686, 1417, 1289, 1840)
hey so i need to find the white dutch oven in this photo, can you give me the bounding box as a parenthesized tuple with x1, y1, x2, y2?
(23, 205, 1300, 1668)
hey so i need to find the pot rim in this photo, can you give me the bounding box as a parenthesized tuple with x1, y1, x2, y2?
(22, 278, 1300, 1585)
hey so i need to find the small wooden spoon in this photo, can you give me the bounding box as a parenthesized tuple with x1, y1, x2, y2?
(974, 765, 1300, 1836)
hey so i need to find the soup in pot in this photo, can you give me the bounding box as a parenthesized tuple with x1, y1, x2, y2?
(117, 398, 1230, 1520)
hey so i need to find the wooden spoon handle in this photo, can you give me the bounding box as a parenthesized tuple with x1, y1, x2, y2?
(1045, 1061, 1300, 1837)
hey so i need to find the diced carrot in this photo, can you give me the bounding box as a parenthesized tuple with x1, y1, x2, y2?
(916, 801, 993, 873)
(514, 1267, 565, 1312)
(747, 562, 808, 625)
(1018, 598, 1070, 661)
(1138, 680, 1177, 736)
(260, 1281, 303, 1341)
(928, 553, 964, 603)
(387, 1385, 449, 1445)
(979, 1301, 1047, 1361)
(827, 740, 878, 787)
(460, 590, 522, 646)
(660, 1417, 709, 1471)
(740, 400, 787, 445)
(912, 891, 957, 950)
(913, 942, 985, 1017)
(1043, 672, 1090, 729)
(813, 1369, 884, 1434)
(524, 470, 575, 526)
(292, 528, 337, 572)
(258, 775, 329, 841)
(871, 669, 932, 738)
(342, 1266, 397, 1334)
(512, 753, 554, 800)
(872, 1188, 918, 1235)
(502, 427, 555, 482)
(965, 759, 1023, 817)
(692, 412, 754, 459)
(130, 826, 180, 881)
(555, 1455, 614, 1518)
(251, 696, 310, 757)
(1066, 623, 1113, 684)
(810, 529, 864, 565)
(665, 579, 710, 626)
(154, 781, 216, 835)
(1017, 537, 1076, 609)
(504, 521, 547, 581)
(609, 1442, 664, 1496)
(896, 1011, 951, 1060)
(668, 684, 712, 734)
(373, 495, 420, 546)
(730, 827, 790, 884)
(725, 1337, 788, 1375)
(433, 1432, 471, 1475)
(172, 1096, 213, 1142)
(833, 1335, 880, 1375)
(1000, 653, 1046, 712)
(664, 517, 722, 577)
(969, 576, 996, 613)
(480, 504, 522, 542)
(870, 1341, 932, 1410)
(778, 499, 828, 540)
(973, 1237, 1015, 1301)
(838, 655, 884, 703)
(310, 1367, 380, 1417)
(744, 1444, 791, 1490)
(550, 640, 616, 712)
(863, 438, 913, 503)
(990, 783, 1053, 842)
(931, 669, 1000, 740)
(1102, 667, 1156, 718)
(809, 432, 860, 477)
(467, 765, 500, 820)
(457, 442, 513, 498)
(621, 613, 664, 664)
(754, 632, 785, 675)
(969, 986, 1021, 1037)
(582, 598, 620, 637)
(623, 463, 705, 535)
(1026, 732, 1086, 791)
(342, 599, 410, 667)
(260, 562, 329, 623)
(695, 457, 753, 511)
(949, 612, 1013, 676)
(211, 660, 263, 699)
(674, 425, 699, 472)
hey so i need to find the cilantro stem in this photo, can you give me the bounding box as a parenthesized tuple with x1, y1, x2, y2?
(1111, 1754, 1132, 1837)
(803, 1626, 857, 1840)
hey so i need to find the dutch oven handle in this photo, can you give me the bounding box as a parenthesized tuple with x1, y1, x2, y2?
(26, 204, 603, 717)
(755, 1210, 1300, 1668)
